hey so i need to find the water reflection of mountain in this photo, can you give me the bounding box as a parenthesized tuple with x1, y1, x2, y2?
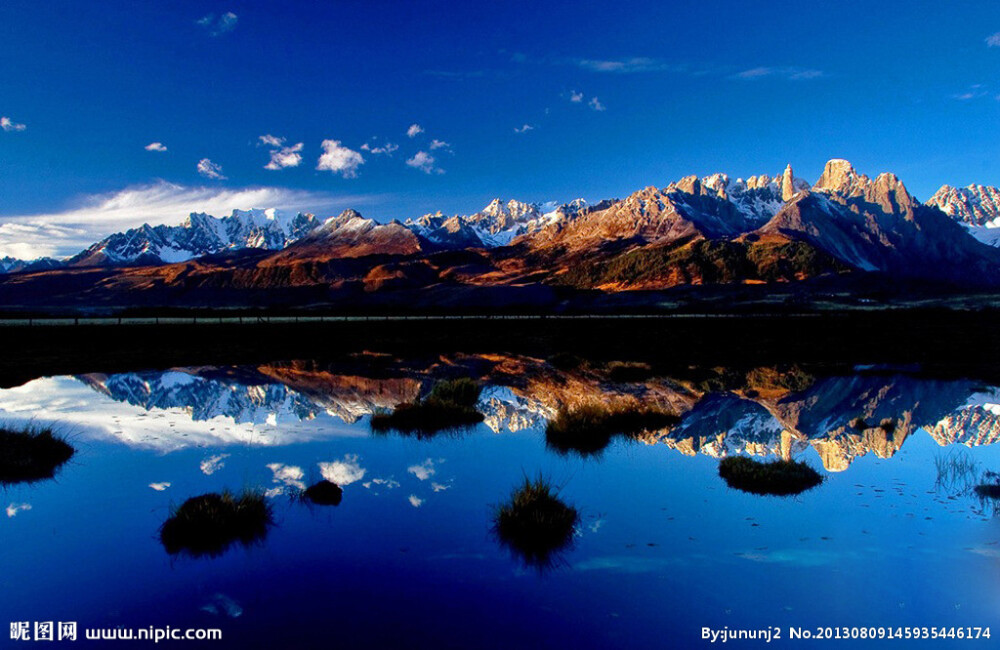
(70, 355, 1000, 470)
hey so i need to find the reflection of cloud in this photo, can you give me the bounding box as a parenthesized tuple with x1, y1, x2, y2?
(407, 458, 436, 481)
(408, 495, 424, 507)
(0, 377, 367, 452)
(201, 593, 243, 618)
(267, 462, 305, 494)
(149, 482, 171, 491)
(6, 503, 31, 517)
(319, 454, 366, 486)
(362, 477, 400, 490)
(574, 556, 682, 574)
(734, 549, 844, 567)
(200, 454, 229, 475)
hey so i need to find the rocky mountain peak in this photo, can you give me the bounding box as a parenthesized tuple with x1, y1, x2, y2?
(813, 159, 868, 194)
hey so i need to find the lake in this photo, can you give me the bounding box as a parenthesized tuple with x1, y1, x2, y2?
(1, 343, 999, 648)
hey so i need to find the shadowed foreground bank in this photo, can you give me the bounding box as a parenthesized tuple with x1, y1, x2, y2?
(1, 310, 1000, 387)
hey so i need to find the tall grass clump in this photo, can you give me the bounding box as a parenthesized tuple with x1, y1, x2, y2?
(159, 490, 273, 558)
(493, 476, 579, 570)
(718, 456, 824, 496)
(605, 361, 655, 383)
(0, 424, 74, 485)
(370, 378, 483, 436)
(545, 401, 678, 457)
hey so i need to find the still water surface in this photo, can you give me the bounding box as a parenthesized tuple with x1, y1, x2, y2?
(1, 354, 999, 648)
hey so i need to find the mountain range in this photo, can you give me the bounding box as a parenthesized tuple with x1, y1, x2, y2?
(5, 159, 1000, 311)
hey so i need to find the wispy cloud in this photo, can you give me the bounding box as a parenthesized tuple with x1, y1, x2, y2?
(408, 495, 424, 507)
(588, 97, 606, 111)
(987, 32, 1000, 47)
(0, 181, 353, 259)
(514, 124, 535, 133)
(316, 139, 364, 178)
(360, 140, 399, 155)
(406, 123, 424, 138)
(197, 158, 227, 180)
(6, 503, 31, 517)
(569, 90, 584, 103)
(406, 151, 443, 175)
(1, 116, 26, 132)
(197, 12, 238, 37)
(429, 139, 451, 151)
(734, 66, 823, 80)
(574, 57, 685, 74)
(952, 84, 989, 101)
(144, 142, 167, 152)
(259, 134, 303, 170)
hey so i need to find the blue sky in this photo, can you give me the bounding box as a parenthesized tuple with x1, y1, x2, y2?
(3, 0, 1000, 257)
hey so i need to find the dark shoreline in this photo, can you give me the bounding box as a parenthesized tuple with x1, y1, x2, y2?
(3, 310, 1000, 388)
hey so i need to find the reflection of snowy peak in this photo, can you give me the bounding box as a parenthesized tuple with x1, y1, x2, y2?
(77, 370, 321, 425)
(477, 386, 552, 433)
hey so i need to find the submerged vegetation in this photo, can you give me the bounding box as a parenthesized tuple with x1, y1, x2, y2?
(718, 456, 824, 496)
(370, 378, 483, 435)
(545, 401, 678, 457)
(493, 476, 579, 570)
(303, 480, 343, 506)
(0, 425, 74, 485)
(160, 490, 273, 558)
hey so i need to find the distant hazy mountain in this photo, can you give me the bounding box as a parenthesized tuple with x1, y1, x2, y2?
(0, 256, 64, 274)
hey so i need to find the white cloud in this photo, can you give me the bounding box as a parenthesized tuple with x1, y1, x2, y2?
(430, 481, 451, 492)
(406, 151, 443, 175)
(588, 97, 606, 111)
(149, 482, 171, 491)
(407, 458, 436, 481)
(0, 180, 354, 259)
(319, 454, 366, 486)
(144, 142, 167, 152)
(408, 495, 424, 507)
(360, 140, 399, 155)
(197, 158, 227, 180)
(200, 453, 230, 475)
(6, 503, 31, 517)
(569, 90, 584, 103)
(1, 116, 26, 132)
(259, 135, 303, 170)
(429, 139, 451, 150)
(987, 32, 1000, 47)
(514, 124, 534, 134)
(316, 139, 365, 178)
(197, 12, 238, 36)
(406, 123, 424, 138)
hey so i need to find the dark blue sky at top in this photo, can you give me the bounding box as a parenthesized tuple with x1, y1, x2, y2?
(3, 0, 1000, 236)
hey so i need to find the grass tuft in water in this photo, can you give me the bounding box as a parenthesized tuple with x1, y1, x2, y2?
(545, 401, 678, 457)
(370, 378, 483, 435)
(718, 456, 824, 496)
(0, 424, 74, 485)
(302, 480, 343, 506)
(159, 490, 273, 558)
(493, 476, 579, 570)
